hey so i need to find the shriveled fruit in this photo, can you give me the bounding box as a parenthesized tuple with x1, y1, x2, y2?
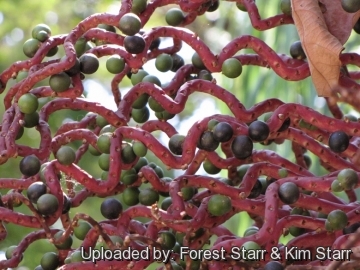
(231, 135, 253, 159)
(198, 131, 219, 151)
(328, 131, 349, 153)
(118, 13, 141, 36)
(139, 188, 159, 206)
(221, 58, 242, 78)
(20, 155, 41, 177)
(248, 120, 270, 141)
(40, 252, 59, 270)
(100, 198, 123, 219)
(49, 72, 71, 92)
(37, 194, 59, 216)
(18, 93, 39, 114)
(278, 182, 300, 204)
(106, 55, 125, 74)
(165, 8, 185, 26)
(79, 53, 99, 74)
(56, 146, 76, 165)
(124, 34, 145, 54)
(169, 134, 185, 155)
(207, 194, 232, 216)
(74, 221, 92, 240)
(27, 181, 47, 203)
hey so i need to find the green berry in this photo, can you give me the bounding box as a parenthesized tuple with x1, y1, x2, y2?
(155, 54, 173, 72)
(56, 146, 76, 165)
(74, 221, 92, 240)
(106, 55, 125, 74)
(165, 8, 185, 26)
(23, 38, 41, 58)
(32, 24, 51, 39)
(18, 93, 39, 114)
(119, 13, 141, 36)
(207, 194, 232, 216)
(49, 72, 71, 92)
(132, 141, 147, 157)
(221, 58, 242, 78)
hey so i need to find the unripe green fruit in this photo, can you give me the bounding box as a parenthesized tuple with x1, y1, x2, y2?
(118, 13, 141, 36)
(106, 55, 125, 74)
(74, 221, 92, 240)
(155, 54, 173, 72)
(49, 72, 71, 92)
(165, 8, 185, 26)
(222, 58, 243, 78)
(56, 146, 76, 165)
(32, 24, 51, 39)
(18, 93, 39, 114)
(207, 194, 232, 216)
(23, 38, 41, 58)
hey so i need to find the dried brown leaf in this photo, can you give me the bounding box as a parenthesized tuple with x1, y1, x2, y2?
(291, 0, 360, 97)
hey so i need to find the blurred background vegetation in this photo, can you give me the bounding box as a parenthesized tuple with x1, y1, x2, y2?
(0, 0, 359, 269)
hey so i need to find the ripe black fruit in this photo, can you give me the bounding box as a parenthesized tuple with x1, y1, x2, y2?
(290, 41, 306, 60)
(264, 261, 284, 270)
(278, 182, 300, 204)
(231, 135, 253, 159)
(20, 155, 41, 177)
(124, 34, 146, 54)
(248, 120, 270, 141)
(213, 122, 233, 142)
(27, 181, 47, 204)
(198, 131, 219, 151)
(328, 131, 349, 153)
(168, 134, 185, 155)
(100, 198, 123, 219)
(79, 53, 99, 74)
(342, 0, 360, 13)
